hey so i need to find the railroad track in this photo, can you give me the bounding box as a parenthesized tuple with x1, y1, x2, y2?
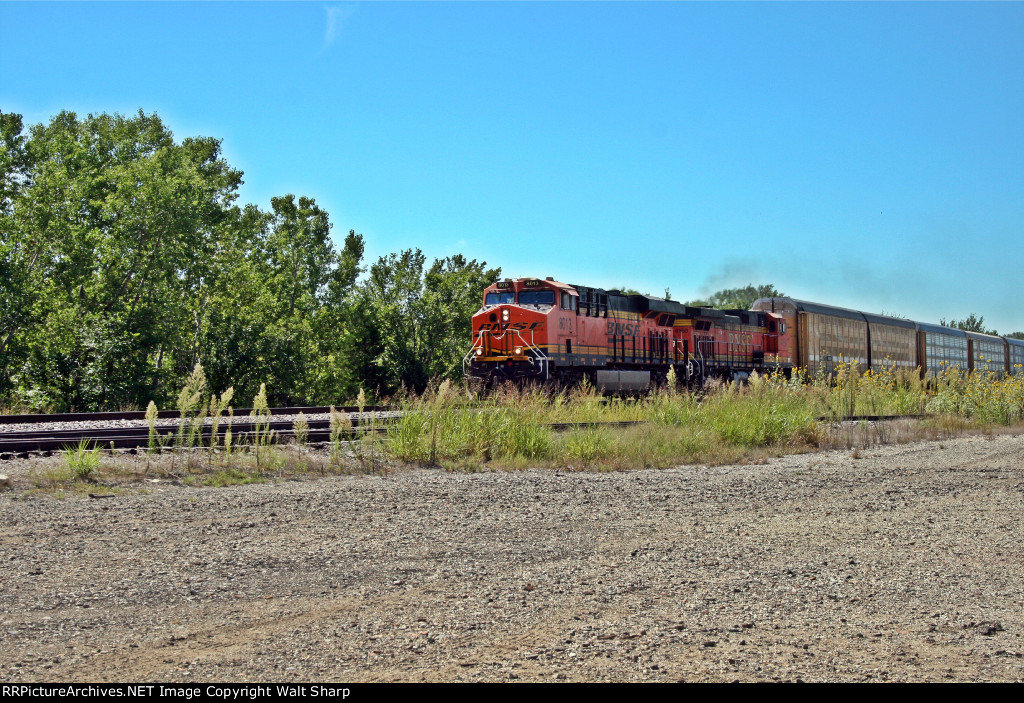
(0, 406, 398, 457)
(821, 413, 929, 422)
(0, 405, 395, 425)
(0, 418, 651, 457)
(0, 407, 930, 458)
(0, 418, 382, 456)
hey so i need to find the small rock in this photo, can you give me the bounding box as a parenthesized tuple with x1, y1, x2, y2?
(978, 622, 1004, 636)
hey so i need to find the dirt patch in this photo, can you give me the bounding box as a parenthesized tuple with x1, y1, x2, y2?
(2, 434, 1023, 682)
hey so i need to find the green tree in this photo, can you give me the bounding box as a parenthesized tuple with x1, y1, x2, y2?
(304, 229, 366, 402)
(0, 111, 31, 215)
(419, 255, 501, 381)
(2, 106, 500, 410)
(686, 283, 784, 310)
(364, 248, 429, 393)
(0, 111, 35, 397)
(197, 196, 366, 406)
(939, 313, 998, 336)
(6, 110, 242, 410)
(343, 249, 499, 396)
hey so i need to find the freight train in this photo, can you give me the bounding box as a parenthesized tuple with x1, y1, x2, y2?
(464, 277, 1024, 391)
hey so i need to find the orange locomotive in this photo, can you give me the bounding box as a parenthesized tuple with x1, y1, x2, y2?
(465, 277, 793, 390)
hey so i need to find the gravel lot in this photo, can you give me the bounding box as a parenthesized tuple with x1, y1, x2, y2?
(2, 432, 1023, 682)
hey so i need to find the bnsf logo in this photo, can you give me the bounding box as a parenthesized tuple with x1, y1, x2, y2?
(606, 322, 640, 336)
(479, 322, 544, 332)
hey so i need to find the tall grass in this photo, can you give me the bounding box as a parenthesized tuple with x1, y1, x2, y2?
(293, 411, 309, 446)
(146, 400, 159, 453)
(388, 382, 555, 465)
(385, 365, 1024, 471)
(47, 363, 1024, 492)
(808, 360, 928, 419)
(249, 383, 275, 469)
(927, 364, 1024, 426)
(386, 376, 821, 470)
(62, 438, 101, 480)
(175, 362, 207, 451)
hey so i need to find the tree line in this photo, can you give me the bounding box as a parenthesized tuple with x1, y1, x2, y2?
(4, 109, 1018, 412)
(0, 109, 499, 411)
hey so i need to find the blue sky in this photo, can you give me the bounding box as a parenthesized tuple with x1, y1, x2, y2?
(3, 2, 1023, 331)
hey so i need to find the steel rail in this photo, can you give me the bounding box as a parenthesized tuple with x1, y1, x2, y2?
(0, 418, 383, 454)
(0, 405, 396, 425)
(818, 413, 930, 422)
(0, 418, 651, 456)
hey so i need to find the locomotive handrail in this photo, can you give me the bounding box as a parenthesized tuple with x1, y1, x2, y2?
(463, 329, 550, 380)
(695, 340, 766, 367)
(521, 330, 550, 380)
(579, 301, 608, 318)
(462, 329, 494, 373)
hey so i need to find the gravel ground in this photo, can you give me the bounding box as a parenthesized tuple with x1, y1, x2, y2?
(1, 432, 1023, 682)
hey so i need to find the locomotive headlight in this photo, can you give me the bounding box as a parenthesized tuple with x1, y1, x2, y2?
(501, 309, 510, 322)
(514, 346, 523, 356)
(475, 348, 483, 356)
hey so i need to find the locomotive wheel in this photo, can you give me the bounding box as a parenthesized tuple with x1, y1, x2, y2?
(466, 376, 488, 395)
(686, 360, 704, 390)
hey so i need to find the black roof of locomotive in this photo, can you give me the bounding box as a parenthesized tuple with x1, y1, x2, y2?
(574, 284, 769, 322)
(632, 295, 687, 315)
(720, 309, 766, 326)
(577, 285, 692, 316)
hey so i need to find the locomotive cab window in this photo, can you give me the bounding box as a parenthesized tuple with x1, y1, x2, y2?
(485, 291, 516, 305)
(519, 290, 555, 306)
(560, 292, 577, 311)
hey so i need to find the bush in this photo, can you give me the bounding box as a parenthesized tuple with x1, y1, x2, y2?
(62, 439, 101, 481)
